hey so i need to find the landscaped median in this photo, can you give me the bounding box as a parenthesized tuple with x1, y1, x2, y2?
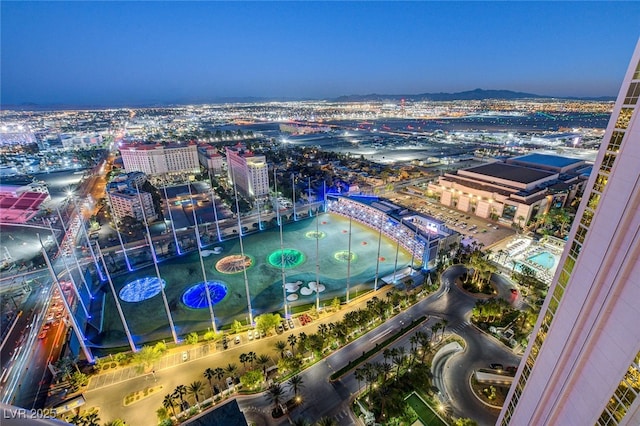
(330, 315, 427, 381)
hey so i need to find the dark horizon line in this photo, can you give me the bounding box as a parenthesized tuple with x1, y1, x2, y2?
(1, 88, 617, 112)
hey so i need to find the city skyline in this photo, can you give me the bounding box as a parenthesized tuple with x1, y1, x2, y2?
(2, 1, 640, 107)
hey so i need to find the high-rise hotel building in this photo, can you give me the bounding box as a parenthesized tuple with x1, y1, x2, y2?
(225, 144, 269, 198)
(119, 142, 200, 176)
(498, 40, 640, 425)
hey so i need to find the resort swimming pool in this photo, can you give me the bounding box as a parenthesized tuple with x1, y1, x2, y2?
(527, 251, 556, 270)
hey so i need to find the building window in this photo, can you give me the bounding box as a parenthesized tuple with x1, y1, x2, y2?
(615, 108, 633, 129)
(633, 60, 640, 80)
(606, 132, 625, 154)
(588, 192, 601, 210)
(581, 209, 594, 228)
(575, 225, 588, 245)
(623, 82, 640, 105)
(593, 174, 609, 193)
(600, 153, 618, 173)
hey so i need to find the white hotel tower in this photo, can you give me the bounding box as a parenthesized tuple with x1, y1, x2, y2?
(498, 40, 640, 425)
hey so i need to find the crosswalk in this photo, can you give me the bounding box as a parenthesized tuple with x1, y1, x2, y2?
(445, 320, 471, 335)
(332, 408, 353, 425)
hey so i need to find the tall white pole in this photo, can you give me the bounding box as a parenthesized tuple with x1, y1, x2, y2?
(188, 182, 217, 333)
(105, 200, 132, 271)
(71, 197, 104, 281)
(291, 174, 297, 221)
(56, 208, 93, 297)
(374, 215, 383, 291)
(136, 183, 179, 344)
(274, 168, 281, 226)
(208, 171, 222, 242)
(46, 221, 90, 319)
(163, 184, 182, 255)
(231, 169, 254, 325)
(40, 242, 94, 363)
(279, 201, 288, 319)
(392, 220, 401, 284)
(96, 243, 137, 352)
(409, 221, 418, 275)
(346, 213, 352, 303)
(315, 210, 321, 312)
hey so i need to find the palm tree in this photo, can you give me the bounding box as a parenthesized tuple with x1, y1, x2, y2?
(256, 354, 271, 379)
(392, 347, 406, 377)
(316, 416, 338, 426)
(188, 381, 205, 405)
(214, 367, 225, 387)
(246, 351, 257, 368)
(225, 363, 238, 378)
(287, 374, 305, 398)
(266, 383, 285, 412)
(431, 322, 441, 341)
(204, 368, 216, 396)
(274, 340, 287, 359)
(441, 319, 449, 339)
(173, 384, 188, 411)
(288, 334, 298, 355)
(382, 348, 392, 364)
(163, 393, 177, 418)
(380, 362, 393, 383)
(354, 368, 364, 392)
(239, 353, 248, 370)
(83, 411, 101, 426)
(317, 323, 328, 339)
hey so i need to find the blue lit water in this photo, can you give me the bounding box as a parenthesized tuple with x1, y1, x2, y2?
(527, 251, 555, 269)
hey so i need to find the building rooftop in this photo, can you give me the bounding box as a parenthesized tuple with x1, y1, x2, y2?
(185, 399, 247, 426)
(509, 153, 583, 169)
(464, 163, 555, 184)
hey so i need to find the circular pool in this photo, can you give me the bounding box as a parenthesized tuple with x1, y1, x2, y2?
(305, 231, 326, 240)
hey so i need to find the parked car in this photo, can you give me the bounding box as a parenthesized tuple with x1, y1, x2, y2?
(277, 324, 284, 334)
(247, 330, 254, 340)
(182, 351, 188, 362)
(234, 335, 241, 345)
(490, 363, 504, 370)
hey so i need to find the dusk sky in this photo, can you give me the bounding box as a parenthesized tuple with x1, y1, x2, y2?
(2, 1, 640, 106)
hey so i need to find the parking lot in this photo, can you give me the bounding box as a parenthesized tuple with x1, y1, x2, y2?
(387, 193, 515, 248)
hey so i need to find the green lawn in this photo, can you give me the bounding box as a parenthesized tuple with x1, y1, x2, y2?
(405, 392, 447, 426)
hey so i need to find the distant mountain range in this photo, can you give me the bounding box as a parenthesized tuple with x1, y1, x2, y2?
(333, 88, 615, 102)
(2, 88, 615, 110)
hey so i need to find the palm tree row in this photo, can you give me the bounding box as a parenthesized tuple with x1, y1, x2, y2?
(356, 335, 434, 394)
